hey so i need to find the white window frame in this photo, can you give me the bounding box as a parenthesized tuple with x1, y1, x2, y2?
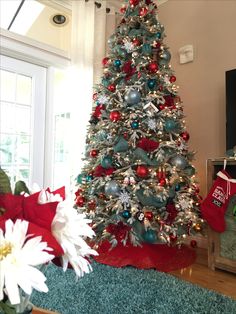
(0, 27, 71, 188)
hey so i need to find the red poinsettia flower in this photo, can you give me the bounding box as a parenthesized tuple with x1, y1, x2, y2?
(0, 189, 65, 257)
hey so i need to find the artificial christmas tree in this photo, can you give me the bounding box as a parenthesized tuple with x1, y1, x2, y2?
(75, 0, 203, 262)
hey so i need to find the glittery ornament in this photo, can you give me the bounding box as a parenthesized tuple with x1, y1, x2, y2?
(114, 59, 121, 67)
(180, 131, 190, 141)
(170, 75, 176, 83)
(132, 38, 141, 46)
(88, 200, 96, 210)
(109, 111, 121, 122)
(76, 196, 86, 207)
(143, 229, 157, 243)
(136, 165, 149, 178)
(102, 57, 109, 66)
(125, 90, 141, 105)
(105, 180, 120, 196)
(129, 0, 139, 6)
(131, 121, 139, 129)
(144, 211, 154, 221)
(139, 7, 148, 17)
(90, 149, 98, 157)
(108, 84, 116, 92)
(147, 62, 158, 73)
(122, 210, 131, 219)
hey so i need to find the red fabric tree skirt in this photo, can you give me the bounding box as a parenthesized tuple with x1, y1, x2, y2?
(94, 241, 196, 272)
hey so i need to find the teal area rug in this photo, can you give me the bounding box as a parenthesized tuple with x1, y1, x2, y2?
(31, 262, 236, 314)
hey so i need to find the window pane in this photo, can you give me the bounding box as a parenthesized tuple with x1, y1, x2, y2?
(15, 134, 30, 164)
(0, 102, 16, 133)
(0, 70, 16, 102)
(15, 105, 31, 133)
(0, 134, 14, 164)
(16, 74, 32, 105)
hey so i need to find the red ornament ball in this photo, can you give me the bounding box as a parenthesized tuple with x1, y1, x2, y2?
(136, 165, 149, 178)
(109, 111, 121, 122)
(190, 239, 197, 248)
(180, 131, 190, 141)
(120, 6, 126, 14)
(90, 149, 98, 158)
(88, 200, 96, 210)
(148, 62, 158, 73)
(102, 57, 109, 66)
(144, 211, 154, 221)
(159, 178, 166, 186)
(99, 193, 106, 200)
(108, 84, 116, 92)
(129, 0, 139, 6)
(139, 7, 148, 17)
(170, 75, 176, 83)
(133, 38, 141, 46)
(76, 196, 86, 207)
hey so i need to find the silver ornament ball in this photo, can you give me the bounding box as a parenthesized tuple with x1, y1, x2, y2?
(170, 155, 188, 170)
(124, 90, 141, 105)
(105, 180, 120, 196)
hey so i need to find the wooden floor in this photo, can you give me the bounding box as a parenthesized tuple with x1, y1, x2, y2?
(170, 248, 236, 300)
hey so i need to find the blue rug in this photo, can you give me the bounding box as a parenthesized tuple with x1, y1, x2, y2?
(31, 262, 236, 314)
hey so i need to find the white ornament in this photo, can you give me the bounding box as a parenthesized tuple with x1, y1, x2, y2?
(124, 41, 135, 52)
(129, 176, 136, 185)
(97, 95, 109, 104)
(119, 191, 131, 204)
(147, 119, 156, 130)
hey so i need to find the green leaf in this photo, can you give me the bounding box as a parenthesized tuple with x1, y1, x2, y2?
(0, 301, 17, 314)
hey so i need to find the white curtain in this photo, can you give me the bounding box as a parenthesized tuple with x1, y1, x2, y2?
(69, 0, 95, 176)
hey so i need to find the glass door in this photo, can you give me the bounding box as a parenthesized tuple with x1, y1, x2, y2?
(0, 55, 46, 189)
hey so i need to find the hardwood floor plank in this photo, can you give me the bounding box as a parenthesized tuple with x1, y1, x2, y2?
(170, 248, 236, 300)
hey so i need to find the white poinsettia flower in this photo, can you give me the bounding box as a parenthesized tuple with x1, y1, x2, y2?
(51, 200, 98, 278)
(38, 189, 63, 204)
(0, 219, 54, 305)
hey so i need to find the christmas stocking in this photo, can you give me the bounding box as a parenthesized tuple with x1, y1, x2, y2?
(201, 169, 236, 233)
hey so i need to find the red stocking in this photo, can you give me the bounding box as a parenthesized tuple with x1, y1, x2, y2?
(201, 170, 236, 232)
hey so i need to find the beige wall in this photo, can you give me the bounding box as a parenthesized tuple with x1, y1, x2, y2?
(158, 0, 236, 196)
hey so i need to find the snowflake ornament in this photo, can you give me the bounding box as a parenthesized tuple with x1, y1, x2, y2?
(123, 41, 135, 52)
(97, 94, 109, 104)
(119, 191, 131, 204)
(177, 193, 193, 211)
(147, 118, 156, 130)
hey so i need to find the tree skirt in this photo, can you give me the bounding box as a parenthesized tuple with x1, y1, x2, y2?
(94, 241, 196, 272)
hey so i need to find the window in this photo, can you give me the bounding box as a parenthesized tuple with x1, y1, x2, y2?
(0, 55, 46, 188)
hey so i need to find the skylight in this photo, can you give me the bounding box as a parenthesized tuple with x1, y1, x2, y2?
(0, 0, 44, 35)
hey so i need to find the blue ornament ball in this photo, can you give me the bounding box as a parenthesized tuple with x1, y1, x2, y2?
(175, 184, 181, 191)
(164, 119, 178, 132)
(86, 174, 93, 182)
(122, 210, 131, 219)
(156, 32, 162, 39)
(159, 49, 171, 65)
(104, 180, 120, 197)
(143, 229, 157, 243)
(124, 90, 141, 105)
(114, 59, 121, 67)
(101, 156, 113, 169)
(147, 79, 156, 89)
(131, 121, 139, 129)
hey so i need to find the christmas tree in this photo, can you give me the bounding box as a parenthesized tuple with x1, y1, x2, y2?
(75, 0, 203, 248)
